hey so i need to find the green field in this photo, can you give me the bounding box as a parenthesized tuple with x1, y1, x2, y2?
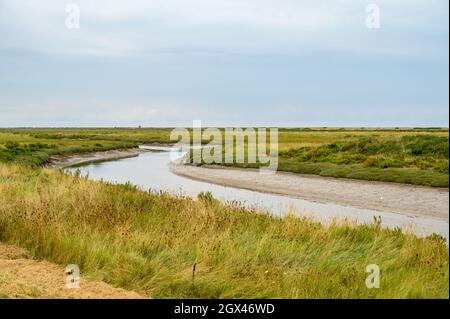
(0, 127, 448, 298)
(0, 129, 138, 167)
(220, 130, 449, 187)
(1, 127, 448, 186)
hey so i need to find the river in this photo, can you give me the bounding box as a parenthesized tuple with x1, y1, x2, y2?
(65, 146, 449, 241)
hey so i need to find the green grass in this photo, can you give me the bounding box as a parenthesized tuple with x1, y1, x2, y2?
(0, 163, 448, 298)
(1, 128, 448, 186)
(279, 135, 448, 171)
(272, 135, 449, 187)
(0, 128, 174, 145)
(193, 131, 450, 187)
(0, 131, 137, 167)
(276, 161, 449, 187)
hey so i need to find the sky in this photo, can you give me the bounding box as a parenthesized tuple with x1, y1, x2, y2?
(0, 0, 448, 127)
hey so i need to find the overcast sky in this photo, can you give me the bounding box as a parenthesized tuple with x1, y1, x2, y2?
(0, 0, 448, 127)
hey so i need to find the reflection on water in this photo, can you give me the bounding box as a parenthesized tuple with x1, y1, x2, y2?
(66, 146, 449, 241)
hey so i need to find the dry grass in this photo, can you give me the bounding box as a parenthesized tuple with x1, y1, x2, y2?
(0, 163, 448, 298)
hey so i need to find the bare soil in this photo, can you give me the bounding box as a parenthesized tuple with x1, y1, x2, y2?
(0, 243, 144, 299)
(47, 148, 145, 170)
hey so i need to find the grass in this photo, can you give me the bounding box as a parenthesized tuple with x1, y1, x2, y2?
(0, 162, 448, 298)
(1, 128, 448, 187)
(0, 128, 174, 145)
(270, 135, 448, 187)
(0, 131, 137, 167)
(192, 130, 450, 187)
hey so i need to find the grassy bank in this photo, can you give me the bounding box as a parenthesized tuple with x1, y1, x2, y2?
(0, 131, 137, 167)
(0, 162, 448, 298)
(199, 131, 450, 187)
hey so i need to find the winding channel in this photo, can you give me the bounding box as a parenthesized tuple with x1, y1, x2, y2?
(65, 146, 449, 242)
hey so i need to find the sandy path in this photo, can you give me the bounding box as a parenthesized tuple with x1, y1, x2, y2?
(0, 243, 144, 299)
(47, 148, 145, 170)
(170, 163, 449, 222)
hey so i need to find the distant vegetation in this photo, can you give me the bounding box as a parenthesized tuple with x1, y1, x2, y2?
(194, 129, 450, 187)
(0, 131, 137, 167)
(0, 163, 448, 298)
(1, 127, 448, 186)
(273, 134, 449, 187)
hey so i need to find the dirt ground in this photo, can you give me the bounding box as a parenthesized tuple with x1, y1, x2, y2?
(47, 148, 145, 170)
(0, 243, 143, 299)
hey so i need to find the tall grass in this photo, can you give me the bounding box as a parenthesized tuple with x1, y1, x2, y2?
(0, 163, 447, 298)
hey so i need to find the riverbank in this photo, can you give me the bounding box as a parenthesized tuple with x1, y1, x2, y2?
(0, 162, 448, 298)
(170, 162, 449, 222)
(47, 147, 449, 223)
(47, 148, 145, 170)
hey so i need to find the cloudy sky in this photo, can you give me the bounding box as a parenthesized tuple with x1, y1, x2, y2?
(0, 0, 448, 127)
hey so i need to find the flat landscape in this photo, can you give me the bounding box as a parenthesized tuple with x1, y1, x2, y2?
(0, 128, 448, 298)
(2, 127, 448, 186)
(1, 0, 448, 309)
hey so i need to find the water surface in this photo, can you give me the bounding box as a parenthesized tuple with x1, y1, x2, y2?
(66, 146, 449, 241)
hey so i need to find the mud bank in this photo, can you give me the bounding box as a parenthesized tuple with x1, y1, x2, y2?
(170, 162, 449, 222)
(47, 148, 145, 170)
